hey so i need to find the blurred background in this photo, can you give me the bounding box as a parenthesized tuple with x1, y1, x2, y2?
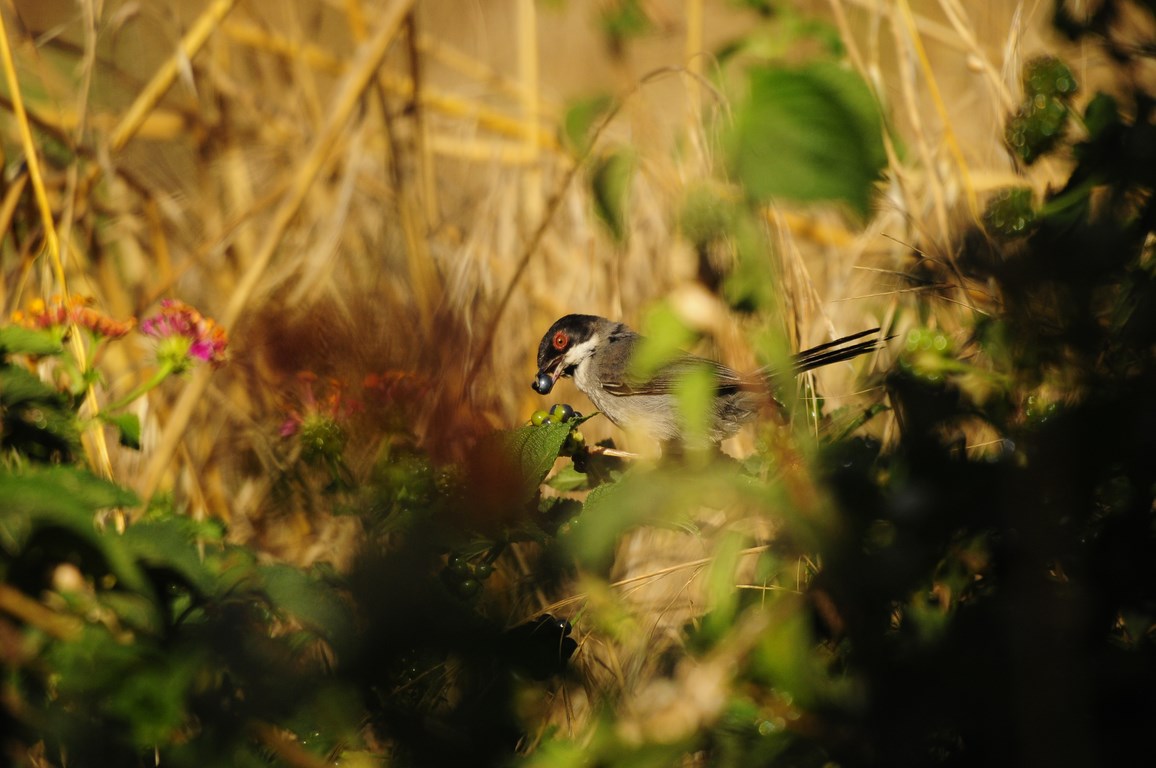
(6, 2, 1145, 764)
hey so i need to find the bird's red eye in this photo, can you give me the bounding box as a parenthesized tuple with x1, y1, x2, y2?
(552, 331, 569, 350)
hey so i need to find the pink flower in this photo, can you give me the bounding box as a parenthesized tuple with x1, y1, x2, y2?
(280, 372, 360, 464)
(140, 299, 228, 370)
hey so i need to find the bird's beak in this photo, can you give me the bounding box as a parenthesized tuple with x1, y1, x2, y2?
(532, 360, 563, 394)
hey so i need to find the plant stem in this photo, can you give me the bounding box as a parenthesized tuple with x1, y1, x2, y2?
(102, 362, 177, 414)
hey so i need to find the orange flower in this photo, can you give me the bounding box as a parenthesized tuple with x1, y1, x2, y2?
(12, 295, 135, 339)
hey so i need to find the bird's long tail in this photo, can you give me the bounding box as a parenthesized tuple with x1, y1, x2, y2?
(790, 327, 887, 375)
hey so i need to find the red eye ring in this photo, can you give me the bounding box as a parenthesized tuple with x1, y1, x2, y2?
(552, 331, 569, 350)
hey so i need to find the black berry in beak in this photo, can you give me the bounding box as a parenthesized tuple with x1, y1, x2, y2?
(532, 372, 555, 394)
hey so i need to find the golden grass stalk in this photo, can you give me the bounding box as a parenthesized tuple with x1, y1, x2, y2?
(140, 0, 417, 504)
(895, 0, 979, 219)
(224, 19, 560, 149)
(0, 9, 115, 477)
(108, 0, 238, 154)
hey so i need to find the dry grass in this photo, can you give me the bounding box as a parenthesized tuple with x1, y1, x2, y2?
(0, 0, 1101, 746)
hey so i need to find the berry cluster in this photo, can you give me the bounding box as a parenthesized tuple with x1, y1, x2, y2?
(528, 402, 581, 426)
(529, 402, 588, 459)
(900, 327, 955, 384)
(441, 552, 495, 600)
(1005, 55, 1078, 165)
(982, 186, 1036, 239)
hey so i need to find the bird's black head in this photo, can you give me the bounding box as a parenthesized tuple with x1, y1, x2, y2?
(532, 314, 603, 394)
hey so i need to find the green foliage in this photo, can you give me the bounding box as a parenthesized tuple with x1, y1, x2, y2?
(1004, 55, 1080, 164)
(597, 0, 653, 50)
(590, 149, 635, 243)
(498, 417, 586, 505)
(0, 360, 79, 461)
(101, 411, 142, 449)
(562, 93, 613, 154)
(0, 325, 65, 356)
(983, 186, 1037, 239)
(726, 62, 887, 218)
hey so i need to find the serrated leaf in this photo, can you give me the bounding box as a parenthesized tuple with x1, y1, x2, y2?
(498, 419, 586, 502)
(102, 411, 142, 449)
(0, 366, 79, 459)
(259, 563, 354, 652)
(0, 365, 67, 407)
(726, 62, 886, 219)
(0, 467, 146, 592)
(0, 325, 64, 356)
(122, 518, 219, 597)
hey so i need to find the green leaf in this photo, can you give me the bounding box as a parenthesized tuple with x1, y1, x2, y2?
(563, 93, 613, 154)
(498, 420, 582, 502)
(630, 303, 698, 382)
(122, 517, 220, 597)
(598, 0, 653, 46)
(102, 411, 142, 449)
(259, 563, 354, 652)
(0, 325, 64, 356)
(674, 362, 717, 450)
(0, 364, 67, 407)
(0, 466, 146, 592)
(1082, 92, 1120, 140)
(546, 463, 591, 492)
(726, 62, 886, 219)
(591, 149, 634, 243)
(0, 365, 80, 460)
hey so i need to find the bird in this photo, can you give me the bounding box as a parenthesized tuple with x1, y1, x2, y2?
(531, 314, 886, 445)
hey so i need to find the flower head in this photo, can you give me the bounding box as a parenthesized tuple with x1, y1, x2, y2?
(13, 295, 136, 339)
(140, 299, 228, 371)
(280, 372, 361, 465)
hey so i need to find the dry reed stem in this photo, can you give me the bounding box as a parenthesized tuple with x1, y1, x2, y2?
(0, 584, 83, 641)
(465, 65, 686, 387)
(223, 19, 561, 149)
(838, 0, 979, 52)
(895, 0, 979, 219)
(936, 0, 1017, 111)
(685, 0, 703, 127)
(0, 8, 114, 477)
(140, 0, 416, 504)
(517, 0, 543, 225)
(107, 0, 238, 154)
(417, 32, 559, 117)
(405, 12, 439, 226)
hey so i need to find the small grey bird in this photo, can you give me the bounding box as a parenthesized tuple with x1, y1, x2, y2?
(532, 314, 885, 444)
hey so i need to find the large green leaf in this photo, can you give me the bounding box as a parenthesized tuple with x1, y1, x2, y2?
(0, 325, 64, 356)
(0, 467, 146, 592)
(498, 419, 586, 503)
(577, 463, 757, 569)
(0, 366, 80, 459)
(726, 62, 886, 219)
(102, 412, 142, 450)
(121, 517, 221, 597)
(259, 563, 354, 653)
(591, 149, 635, 243)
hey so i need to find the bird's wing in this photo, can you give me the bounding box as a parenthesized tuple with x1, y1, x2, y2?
(602, 356, 750, 397)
